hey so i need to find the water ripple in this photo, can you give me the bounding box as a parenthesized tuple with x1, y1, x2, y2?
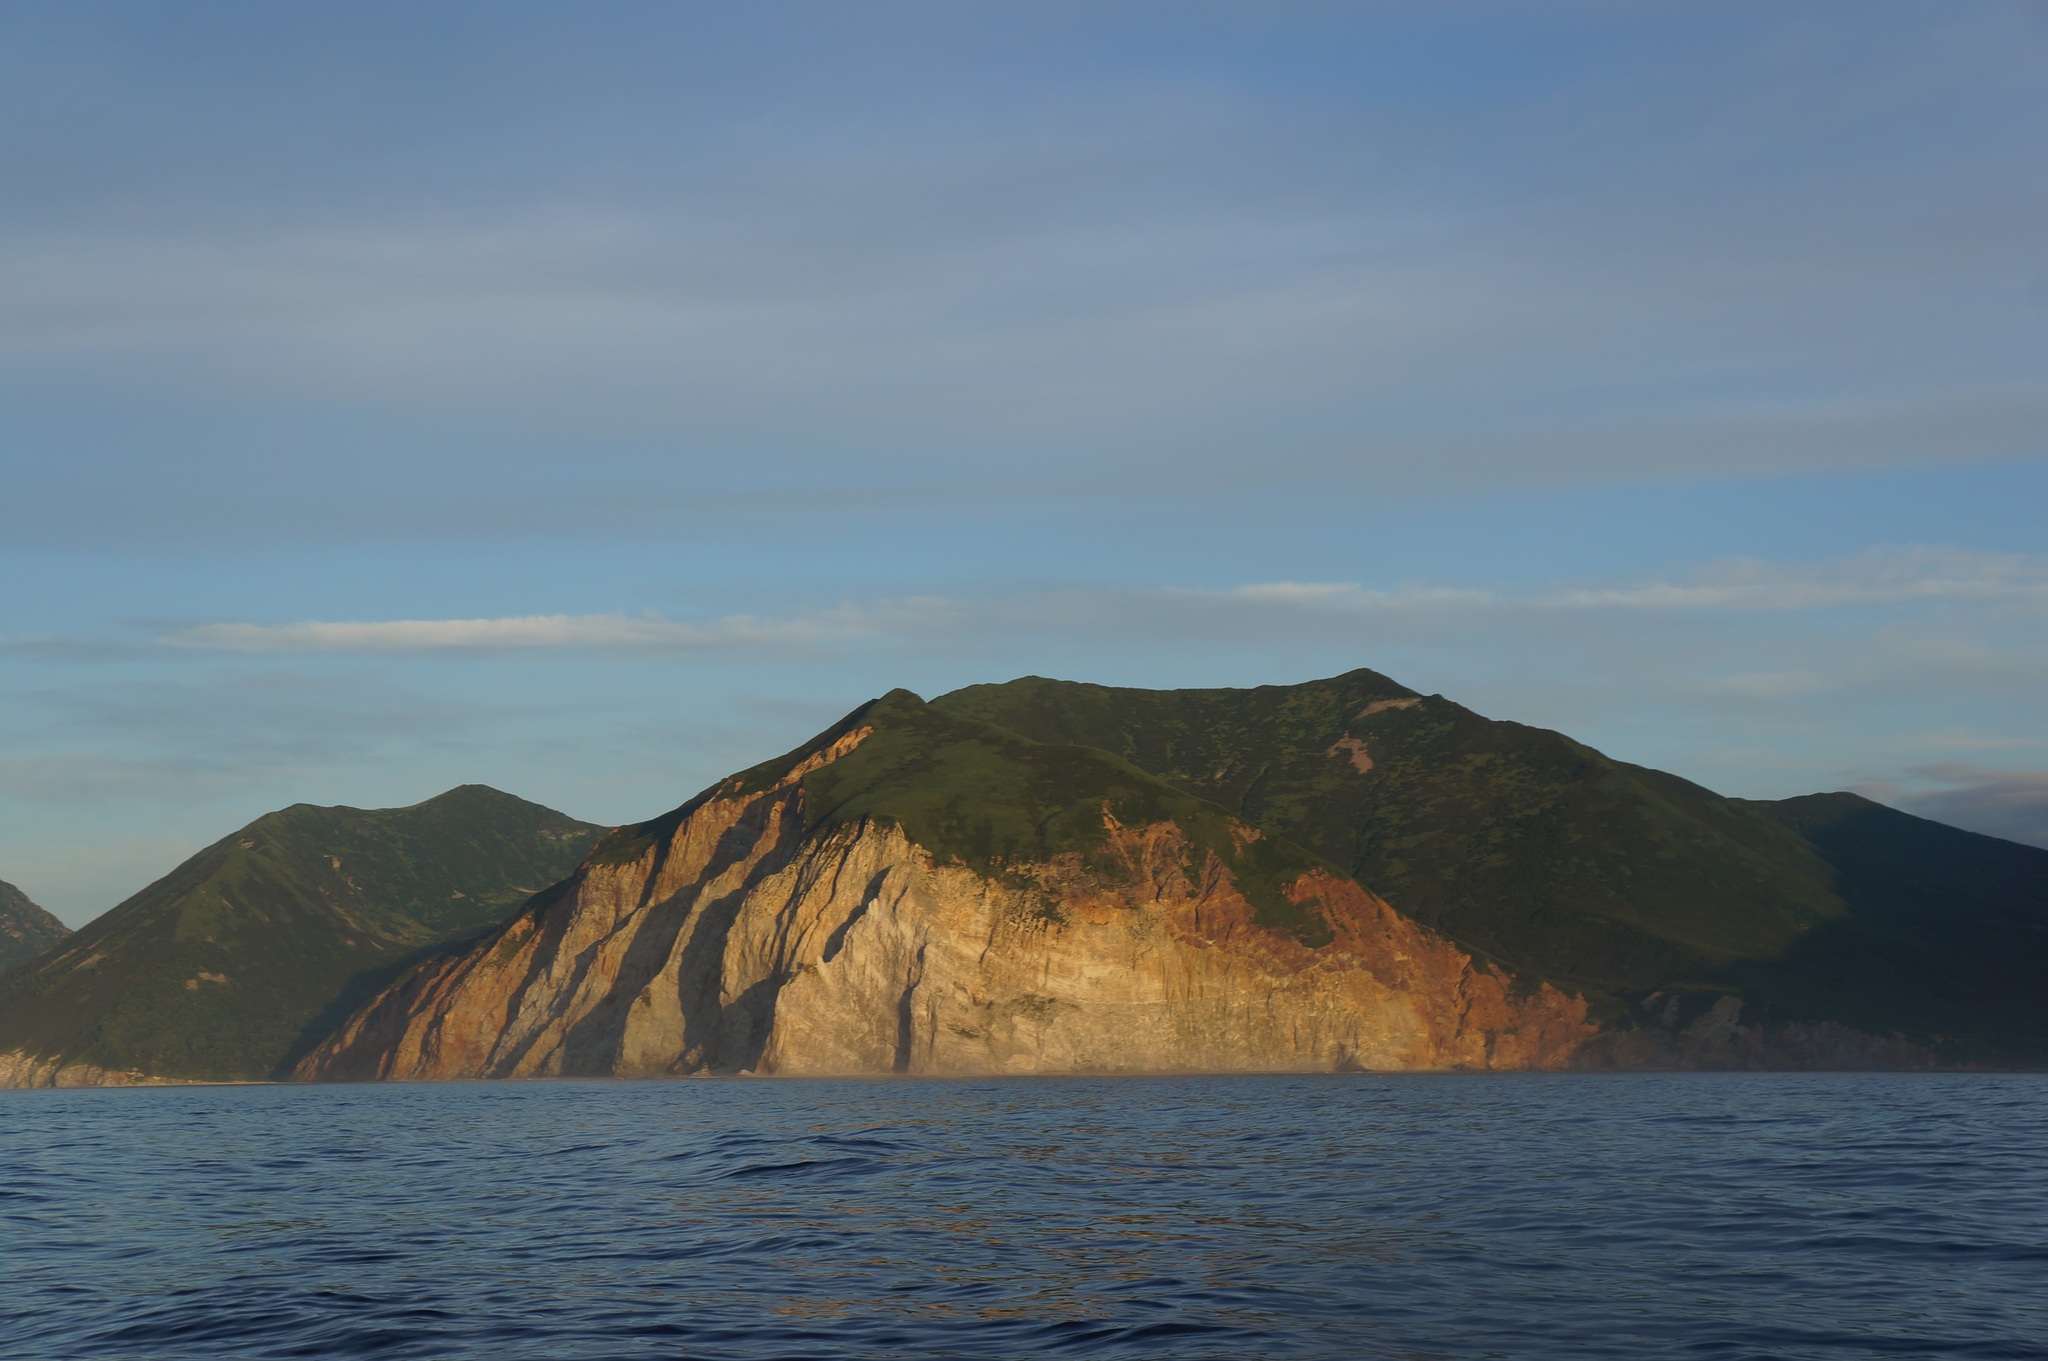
(4, 1073, 2047, 1358)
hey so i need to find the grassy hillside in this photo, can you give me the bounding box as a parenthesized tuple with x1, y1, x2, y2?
(0, 786, 600, 1081)
(0, 880, 69, 975)
(935, 672, 1845, 999)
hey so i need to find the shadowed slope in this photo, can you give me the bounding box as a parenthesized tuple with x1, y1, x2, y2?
(1729, 794, 2048, 1063)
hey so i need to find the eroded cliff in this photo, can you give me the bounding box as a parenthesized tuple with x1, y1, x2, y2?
(300, 701, 1594, 1080)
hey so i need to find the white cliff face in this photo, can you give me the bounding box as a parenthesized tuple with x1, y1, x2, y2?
(301, 733, 1594, 1081)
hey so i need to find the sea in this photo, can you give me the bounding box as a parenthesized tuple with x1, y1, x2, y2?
(4, 1074, 2045, 1360)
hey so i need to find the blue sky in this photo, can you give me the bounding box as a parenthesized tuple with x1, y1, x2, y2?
(4, 1, 2046, 923)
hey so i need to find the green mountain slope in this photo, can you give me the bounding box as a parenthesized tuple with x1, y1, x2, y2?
(0, 786, 600, 1082)
(0, 880, 69, 975)
(934, 671, 2048, 1059)
(934, 672, 1842, 994)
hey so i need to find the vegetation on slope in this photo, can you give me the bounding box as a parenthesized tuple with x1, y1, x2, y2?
(935, 672, 1841, 996)
(0, 786, 599, 1081)
(809, 691, 1349, 941)
(0, 880, 70, 976)
(593, 691, 1351, 944)
(935, 672, 2048, 1059)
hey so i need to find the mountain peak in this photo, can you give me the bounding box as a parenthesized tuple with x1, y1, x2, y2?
(416, 783, 546, 810)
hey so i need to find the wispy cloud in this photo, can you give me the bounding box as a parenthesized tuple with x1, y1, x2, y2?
(1214, 582, 1497, 609)
(1714, 671, 1837, 698)
(1548, 548, 2048, 611)
(169, 608, 898, 653)
(160, 548, 2048, 656)
(1204, 548, 2048, 616)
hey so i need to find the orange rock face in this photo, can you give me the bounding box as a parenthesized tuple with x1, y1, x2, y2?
(299, 736, 1594, 1081)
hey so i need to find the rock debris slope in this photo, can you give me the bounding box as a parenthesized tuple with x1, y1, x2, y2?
(300, 692, 1592, 1079)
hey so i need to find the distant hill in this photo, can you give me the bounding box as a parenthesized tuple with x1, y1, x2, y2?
(935, 671, 2048, 1064)
(0, 880, 69, 975)
(0, 786, 600, 1085)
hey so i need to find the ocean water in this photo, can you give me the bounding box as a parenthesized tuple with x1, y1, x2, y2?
(4, 1075, 2046, 1360)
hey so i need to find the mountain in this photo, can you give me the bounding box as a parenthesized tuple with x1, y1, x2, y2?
(933, 671, 2048, 1064)
(299, 692, 1592, 1080)
(0, 880, 69, 975)
(0, 786, 601, 1086)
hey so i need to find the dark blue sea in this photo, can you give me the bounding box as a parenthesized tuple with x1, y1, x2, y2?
(5, 1074, 2046, 1359)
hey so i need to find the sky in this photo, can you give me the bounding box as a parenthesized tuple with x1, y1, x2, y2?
(3, 1, 2046, 925)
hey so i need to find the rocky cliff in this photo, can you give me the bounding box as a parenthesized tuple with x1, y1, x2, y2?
(301, 696, 1594, 1079)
